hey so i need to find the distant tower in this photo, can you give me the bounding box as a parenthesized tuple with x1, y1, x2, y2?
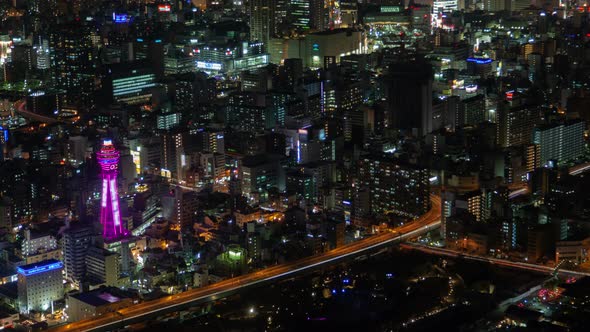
(97, 140, 126, 239)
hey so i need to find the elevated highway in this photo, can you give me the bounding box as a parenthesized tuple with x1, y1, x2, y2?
(51, 196, 441, 332)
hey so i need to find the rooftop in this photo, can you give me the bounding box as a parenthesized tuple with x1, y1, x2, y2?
(17, 259, 62, 276)
(70, 288, 130, 307)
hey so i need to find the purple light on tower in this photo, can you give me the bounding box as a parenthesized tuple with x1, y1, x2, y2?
(97, 140, 126, 239)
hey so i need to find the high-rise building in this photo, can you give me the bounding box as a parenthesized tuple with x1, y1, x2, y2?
(239, 154, 285, 201)
(249, 0, 272, 47)
(17, 259, 63, 314)
(51, 22, 96, 110)
(533, 120, 585, 166)
(310, 0, 329, 31)
(286, 170, 315, 201)
(35, 38, 50, 70)
(358, 154, 431, 219)
(196, 129, 225, 154)
(432, 0, 458, 27)
(63, 223, 94, 284)
(498, 104, 542, 148)
(459, 94, 486, 127)
(157, 110, 181, 130)
(97, 140, 126, 240)
(384, 62, 433, 135)
(174, 72, 215, 115)
(291, 0, 311, 31)
(102, 63, 156, 106)
(161, 130, 185, 179)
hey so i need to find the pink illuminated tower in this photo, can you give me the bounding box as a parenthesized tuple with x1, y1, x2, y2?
(97, 139, 126, 239)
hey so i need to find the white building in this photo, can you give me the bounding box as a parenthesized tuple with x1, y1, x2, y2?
(17, 259, 63, 314)
(533, 120, 585, 166)
(21, 229, 57, 256)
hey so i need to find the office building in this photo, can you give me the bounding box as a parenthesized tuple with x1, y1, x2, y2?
(50, 22, 96, 110)
(85, 247, 120, 287)
(161, 130, 186, 179)
(291, 0, 311, 31)
(239, 154, 284, 201)
(384, 62, 433, 135)
(102, 63, 156, 105)
(63, 223, 94, 284)
(174, 72, 215, 113)
(157, 110, 181, 130)
(286, 170, 315, 201)
(249, 0, 272, 47)
(196, 129, 225, 154)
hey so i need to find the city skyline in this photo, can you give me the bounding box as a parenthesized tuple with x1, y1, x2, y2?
(1, 0, 590, 331)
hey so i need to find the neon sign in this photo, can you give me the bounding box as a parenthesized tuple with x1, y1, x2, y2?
(467, 57, 493, 64)
(17, 261, 63, 276)
(113, 13, 129, 23)
(158, 4, 171, 12)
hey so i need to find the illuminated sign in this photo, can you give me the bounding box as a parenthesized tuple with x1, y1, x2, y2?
(17, 261, 63, 276)
(465, 85, 478, 93)
(0, 125, 7, 142)
(381, 6, 401, 13)
(113, 13, 129, 23)
(505, 90, 514, 100)
(466, 57, 492, 64)
(158, 4, 171, 12)
(196, 61, 222, 70)
(131, 150, 141, 175)
(312, 43, 320, 51)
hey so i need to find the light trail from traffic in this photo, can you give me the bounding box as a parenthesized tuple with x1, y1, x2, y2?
(50, 196, 441, 332)
(401, 242, 590, 277)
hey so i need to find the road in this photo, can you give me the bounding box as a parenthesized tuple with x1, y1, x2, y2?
(50, 196, 441, 332)
(507, 162, 590, 199)
(569, 162, 590, 176)
(14, 100, 60, 124)
(401, 242, 590, 277)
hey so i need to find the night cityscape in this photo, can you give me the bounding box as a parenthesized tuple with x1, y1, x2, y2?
(1, 0, 590, 331)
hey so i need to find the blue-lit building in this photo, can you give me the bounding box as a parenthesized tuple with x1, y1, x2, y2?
(17, 259, 63, 314)
(466, 57, 494, 78)
(102, 62, 157, 106)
